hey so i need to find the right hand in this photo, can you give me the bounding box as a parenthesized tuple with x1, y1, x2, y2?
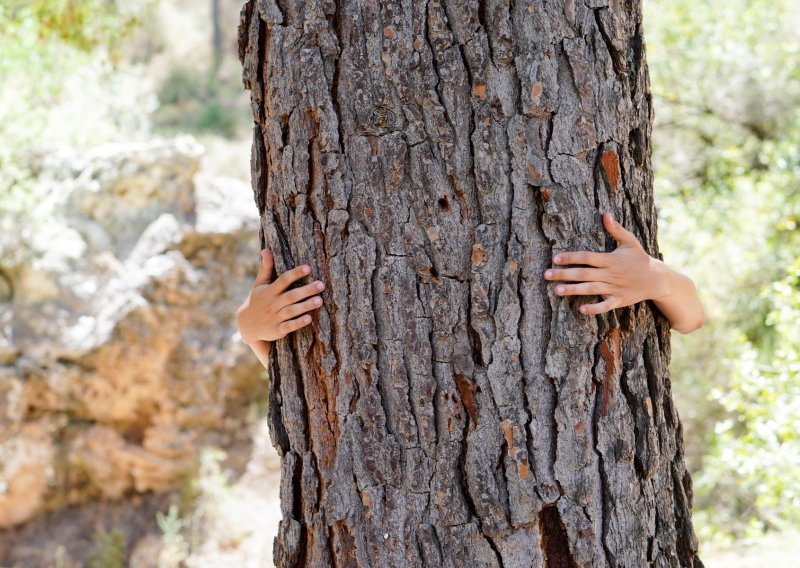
(235, 247, 325, 344)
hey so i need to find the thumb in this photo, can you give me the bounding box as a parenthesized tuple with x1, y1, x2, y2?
(253, 248, 274, 289)
(603, 211, 638, 246)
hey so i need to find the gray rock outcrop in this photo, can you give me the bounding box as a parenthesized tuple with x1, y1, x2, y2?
(0, 136, 264, 529)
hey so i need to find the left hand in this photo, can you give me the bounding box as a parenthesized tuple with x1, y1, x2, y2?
(543, 211, 670, 315)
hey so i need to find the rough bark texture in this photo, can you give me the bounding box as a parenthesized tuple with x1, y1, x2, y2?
(238, 0, 703, 566)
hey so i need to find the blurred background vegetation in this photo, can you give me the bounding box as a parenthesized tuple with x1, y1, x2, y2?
(1, 0, 799, 565)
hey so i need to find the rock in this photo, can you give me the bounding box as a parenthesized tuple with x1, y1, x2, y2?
(0, 137, 266, 529)
(0, 423, 54, 528)
(63, 136, 204, 259)
(72, 425, 194, 498)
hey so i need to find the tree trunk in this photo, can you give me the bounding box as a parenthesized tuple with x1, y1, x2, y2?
(238, 0, 703, 566)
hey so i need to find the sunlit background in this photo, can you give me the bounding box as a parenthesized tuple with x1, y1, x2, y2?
(1, 0, 798, 566)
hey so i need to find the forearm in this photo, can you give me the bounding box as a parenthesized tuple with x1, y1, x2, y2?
(651, 262, 705, 334)
(248, 339, 272, 370)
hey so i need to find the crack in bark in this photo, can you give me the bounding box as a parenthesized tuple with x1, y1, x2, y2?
(424, 0, 459, 151)
(593, 8, 625, 75)
(370, 238, 400, 448)
(401, 343, 423, 447)
(591, 326, 618, 568)
(485, 533, 505, 568)
(539, 504, 579, 568)
(476, 0, 494, 64)
(330, 2, 346, 152)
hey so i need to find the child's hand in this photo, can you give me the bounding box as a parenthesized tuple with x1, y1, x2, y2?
(236, 248, 325, 345)
(543, 211, 669, 315)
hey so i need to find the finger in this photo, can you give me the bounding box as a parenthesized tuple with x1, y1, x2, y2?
(276, 314, 313, 337)
(603, 211, 638, 246)
(253, 248, 275, 289)
(545, 267, 605, 282)
(277, 295, 323, 320)
(552, 250, 609, 267)
(275, 280, 326, 309)
(271, 264, 312, 295)
(579, 297, 619, 315)
(553, 282, 610, 297)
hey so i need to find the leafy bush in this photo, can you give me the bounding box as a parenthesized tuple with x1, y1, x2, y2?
(647, 0, 800, 544)
(85, 530, 126, 568)
(154, 66, 242, 138)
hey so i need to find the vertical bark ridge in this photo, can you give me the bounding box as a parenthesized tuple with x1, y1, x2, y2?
(239, 0, 704, 565)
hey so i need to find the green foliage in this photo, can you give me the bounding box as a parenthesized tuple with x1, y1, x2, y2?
(0, 0, 155, 237)
(0, 0, 150, 57)
(155, 448, 233, 565)
(157, 504, 191, 565)
(647, 0, 800, 546)
(84, 530, 126, 568)
(695, 260, 800, 540)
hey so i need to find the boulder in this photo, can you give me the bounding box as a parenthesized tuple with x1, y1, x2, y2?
(0, 137, 266, 528)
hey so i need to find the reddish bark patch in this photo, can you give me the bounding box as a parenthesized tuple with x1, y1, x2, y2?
(307, 344, 339, 472)
(454, 373, 479, 426)
(471, 244, 487, 267)
(500, 419, 514, 447)
(601, 150, 621, 193)
(599, 328, 621, 376)
(598, 328, 622, 417)
(531, 82, 544, 103)
(527, 163, 543, 182)
(331, 519, 358, 568)
(540, 187, 553, 201)
(472, 83, 487, 100)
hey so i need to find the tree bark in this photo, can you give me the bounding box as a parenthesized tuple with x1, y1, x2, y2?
(238, 0, 703, 566)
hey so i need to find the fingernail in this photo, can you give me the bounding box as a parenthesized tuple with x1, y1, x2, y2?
(556, 285, 565, 294)
(303, 265, 311, 273)
(544, 270, 553, 279)
(304, 316, 311, 322)
(554, 255, 562, 264)
(316, 282, 325, 290)
(314, 297, 322, 305)
(579, 305, 587, 313)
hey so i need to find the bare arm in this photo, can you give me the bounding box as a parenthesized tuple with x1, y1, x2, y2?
(543, 211, 705, 334)
(649, 262, 705, 334)
(247, 339, 272, 370)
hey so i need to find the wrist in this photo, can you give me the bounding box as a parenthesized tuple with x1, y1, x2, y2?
(235, 306, 259, 345)
(648, 257, 674, 301)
